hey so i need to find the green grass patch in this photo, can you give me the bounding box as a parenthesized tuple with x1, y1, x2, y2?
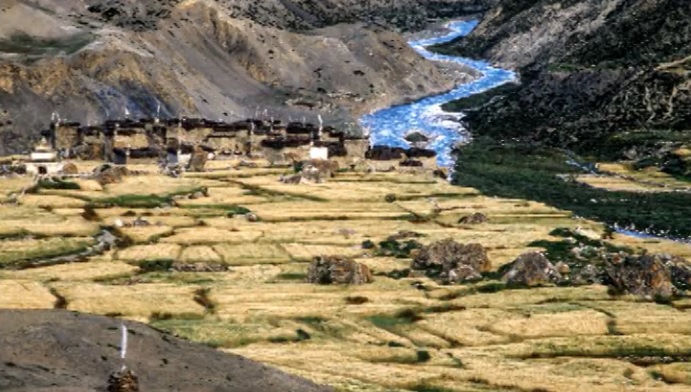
(368, 308, 423, 331)
(36, 179, 81, 190)
(453, 141, 691, 239)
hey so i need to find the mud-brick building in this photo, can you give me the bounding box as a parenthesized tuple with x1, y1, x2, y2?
(46, 116, 372, 165)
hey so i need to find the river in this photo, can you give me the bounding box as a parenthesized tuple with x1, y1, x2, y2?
(359, 20, 691, 246)
(359, 20, 517, 167)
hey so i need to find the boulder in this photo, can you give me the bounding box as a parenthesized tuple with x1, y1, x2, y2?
(572, 264, 602, 285)
(665, 255, 691, 291)
(412, 239, 491, 284)
(60, 162, 79, 175)
(433, 168, 448, 179)
(604, 254, 677, 299)
(107, 368, 139, 392)
(555, 261, 571, 275)
(186, 145, 207, 172)
(502, 252, 562, 287)
(458, 212, 489, 224)
(279, 174, 304, 184)
(93, 164, 129, 186)
(404, 132, 430, 143)
(306, 256, 373, 285)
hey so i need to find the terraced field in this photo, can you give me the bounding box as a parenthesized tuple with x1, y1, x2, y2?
(1, 160, 691, 392)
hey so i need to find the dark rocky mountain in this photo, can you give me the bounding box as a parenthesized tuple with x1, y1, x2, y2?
(443, 0, 691, 167)
(0, 309, 332, 392)
(0, 0, 495, 155)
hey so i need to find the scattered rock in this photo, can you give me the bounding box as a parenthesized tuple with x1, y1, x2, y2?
(296, 160, 338, 183)
(458, 212, 489, 224)
(604, 254, 677, 300)
(387, 231, 423, 241)
(572, 264, 602, 285)
(96, 230, 118, 251)
(107, 368, 139, 392)
(60, 162, 79, 175)
(132, 217, 150, 227)
(404, 131, 429, 143)
(502, 252, 562, 287)
(665, 255, 691, 291)
(279, 174, 304, 184)
(246, 213, 258, 222)
(412, 239, 491, 284)
(94, 164, 129, 186)
(187, 146, 208, 172)
(172, 263, 229, 272)
(555, 261, 571, 275)
(432, 168, 448, 179)
(306, 256, 373, 285)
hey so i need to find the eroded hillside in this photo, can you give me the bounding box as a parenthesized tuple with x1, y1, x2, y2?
(0, 0, 494, 155)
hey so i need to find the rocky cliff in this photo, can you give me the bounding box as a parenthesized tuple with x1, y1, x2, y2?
(443, 0, 691, 168)
(0, 0, 495, 155)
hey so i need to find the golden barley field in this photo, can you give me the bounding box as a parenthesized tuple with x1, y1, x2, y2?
(0, 161, 690, 392)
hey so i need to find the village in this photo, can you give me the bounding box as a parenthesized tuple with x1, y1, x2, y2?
(0, 114, 444, 182)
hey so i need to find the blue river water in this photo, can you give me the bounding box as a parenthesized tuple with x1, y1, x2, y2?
(359, 20, 517, 167)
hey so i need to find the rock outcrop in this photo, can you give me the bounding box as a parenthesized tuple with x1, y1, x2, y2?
(186, 146, 207, 172)
(306, 256, 373, 285)
(604, 254, 679, 300)
(93, 164, 129, 186)
(458, 212, 489, 224)
(107, 369, 139, 392)
(501, 252, 562, 287)
(411, 239, 490, 284)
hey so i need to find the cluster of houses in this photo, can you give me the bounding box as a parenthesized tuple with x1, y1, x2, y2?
(18, 115, 439, 176)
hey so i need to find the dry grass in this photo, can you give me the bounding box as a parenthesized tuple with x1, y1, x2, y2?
(213, 243, 289, 265)
(116, 243, 181, 262)
(0, 280, 56, 309)
(2, 164, 691, 392)
(160, 227, 262, 245)
(52, 282, 205, 320)
(0, 176, 34, 195)
(0, 259, 137, 282)
(119, 225, 174, 243)
(102, 175, 202, 196)
(175, 186, 267, 206)
(19, 194, 87, 208)
(0, 237, 94, 265)
(577, 174, 670, 192)
(281, 243, 367, 261)
(179, 246, 223, 263)
(598, 162, 691, 189)
(0, 206, 98, 237)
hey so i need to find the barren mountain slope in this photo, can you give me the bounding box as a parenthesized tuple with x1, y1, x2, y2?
(442, 0, 691, 165)
(0, 0, 494, 155)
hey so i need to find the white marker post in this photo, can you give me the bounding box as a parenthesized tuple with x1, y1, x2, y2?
(120, 323, 128, 371)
